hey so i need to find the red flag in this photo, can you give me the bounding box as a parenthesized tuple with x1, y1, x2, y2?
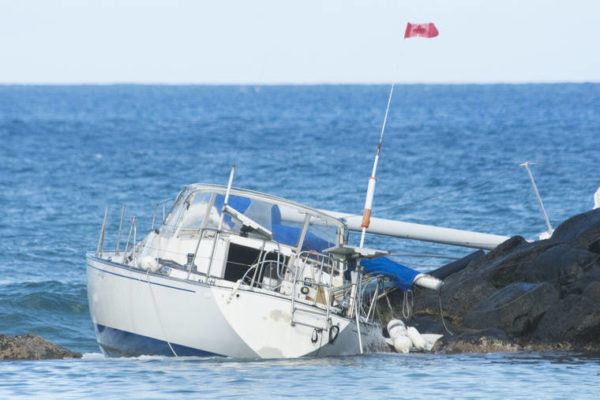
(404, 22, 439, 39)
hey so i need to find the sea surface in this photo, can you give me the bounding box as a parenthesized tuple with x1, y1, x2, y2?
(0, 84, 599, 398)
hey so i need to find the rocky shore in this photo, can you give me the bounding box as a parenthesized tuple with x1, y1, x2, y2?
(403, 208, 600, 353)
(0, 334, 81, 360)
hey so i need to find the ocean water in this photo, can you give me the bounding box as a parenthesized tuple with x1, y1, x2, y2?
(0, 84, 599, 398)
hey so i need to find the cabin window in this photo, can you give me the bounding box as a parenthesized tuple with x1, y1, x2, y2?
(224, 243, 261, 282)
(302, 215, 338, 252)
(224, 243, 288, 286)
(179, 192, 213, 234)
(161, 188, 192, 236)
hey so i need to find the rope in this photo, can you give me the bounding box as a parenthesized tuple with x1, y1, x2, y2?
(145, 269, 178, 357)
(385, 293, 395, 318)
(402, 290, 413, 320)
(438, 288, 454, 336)
(376, 180, 494, 213)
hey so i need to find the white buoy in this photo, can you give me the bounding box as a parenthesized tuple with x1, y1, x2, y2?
(140, 255, 159, 272)
(387, 319, 411, 353)
(393, 335, 412, 354)
(414, 274, 443, 291)
(594, 187, 600, 210)
(387, 319, 443, 353)
(387, 319, 407, 338)
(421, 334, 444, 351)
(406, 326, 427, 351)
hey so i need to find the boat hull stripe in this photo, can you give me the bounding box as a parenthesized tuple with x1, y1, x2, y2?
(95, 324, 221, 357)
(88, 263, 195, 293)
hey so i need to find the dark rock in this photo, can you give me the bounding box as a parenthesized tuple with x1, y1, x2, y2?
(406, 208, 600, 353)
(463, 282, 558, 336)
(410, 315, 457, 335)
(0, 334, 81, 360)
(534, 290, 600, 344)
(428, 250, 485, 280)
(550, 208, 600, 249)
(486, 235, 529, 259)
(433, 328, 520, 353)
(582, 280, 600, 301)
(525, 243, 591, 283)
(588, 238, 600, 255)
(559, 266, 600, 297)
(484, 240, 561, 288)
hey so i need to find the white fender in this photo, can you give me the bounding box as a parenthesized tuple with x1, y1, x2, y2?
(406, 326, 427, 351)
(393, 335, 412, 354)
(414, 274, 443, 291)
(137, 230, 161, 272)
(421, 334, 444, 351)
(387, 319, 406, 339)
(140, 255, 160, 272)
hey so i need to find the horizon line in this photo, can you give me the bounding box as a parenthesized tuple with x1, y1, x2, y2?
(1, 80, 599, 86)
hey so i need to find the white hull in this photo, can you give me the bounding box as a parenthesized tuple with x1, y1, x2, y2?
(87, 255, 386, 359)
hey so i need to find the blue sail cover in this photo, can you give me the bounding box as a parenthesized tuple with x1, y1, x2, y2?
(361, 257, 421, 290)
(270, 206, 334, 252)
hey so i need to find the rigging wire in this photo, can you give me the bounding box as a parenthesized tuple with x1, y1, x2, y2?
(375, 179, 495, 214)
(388, 252, 461, 260)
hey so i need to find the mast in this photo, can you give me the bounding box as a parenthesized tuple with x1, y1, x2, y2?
(359, 83, 395, 247)
(352, 83, 396, 354)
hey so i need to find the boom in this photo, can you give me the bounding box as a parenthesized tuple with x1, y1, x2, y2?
(321, 210, 510, 250)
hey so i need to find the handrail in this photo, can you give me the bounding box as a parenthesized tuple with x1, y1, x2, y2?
(96, 206, 109, 256)
(238, 259, 287, 290)
(290, 251, 340, 324)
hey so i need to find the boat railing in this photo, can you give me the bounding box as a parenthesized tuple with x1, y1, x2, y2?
(150, 199, 172, 231)
(235, 250, 341, 302)
(238, 259, 288, 291)
(94, 207, 218, 273)
(288, 250, 347, 328)
(294, 251, 340, 292)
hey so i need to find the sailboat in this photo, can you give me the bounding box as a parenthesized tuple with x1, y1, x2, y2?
(86, 166, 508, 358)
(86, 24, 514, 356)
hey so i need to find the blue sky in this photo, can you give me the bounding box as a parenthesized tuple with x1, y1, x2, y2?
(1, 0, 599, 83)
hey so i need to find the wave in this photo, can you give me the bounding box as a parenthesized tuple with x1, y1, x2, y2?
(0, 280, 88, 313)
(0, 280, 97, 352)
(81, 352, 105, 360)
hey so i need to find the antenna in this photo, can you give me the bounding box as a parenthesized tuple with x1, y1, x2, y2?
(520, 161, 553, 235)
(206, 165, 236, 277)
